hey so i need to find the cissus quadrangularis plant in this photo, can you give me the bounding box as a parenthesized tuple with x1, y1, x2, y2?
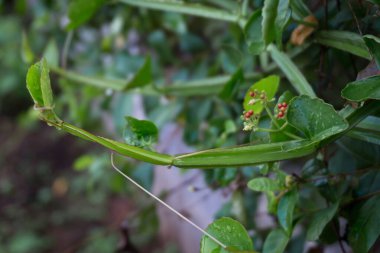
(24, 0, 380, 252)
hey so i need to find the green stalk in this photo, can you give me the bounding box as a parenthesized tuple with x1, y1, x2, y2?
(49, 120, 174, 165)
(172, 140, 316, 168)
(119, 0, 245, 24)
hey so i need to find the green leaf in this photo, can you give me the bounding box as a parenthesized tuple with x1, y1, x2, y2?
(124, 56, 152, 90)
(314, 31, 371, 59)
(289, 0, 310, 19)
(243, 75, 280, 114)
(287, 96, 349, 142)
(43, 39, 59, 68)
(274, 0, 291, 47)
(262, 0, 279, 45)
(363, 35, 380, 68)
(262, 228, 289, 253)
(40, 59, 54, 108)
(26, 62, 44, 106)
(124, 116, 158, 148)
(277, 189, 298, 236)
(349, 196, 380, 253)
(341, 75, 380, 102)
(219, 68, 244, 100)
(306, 202, 339, 241)
(66, 0, 106, 30)
(267, 44, 316, 97)
(21, 31, 34, 64)
(247, 177, 281, 192)
(200, 217, 254, 253)
(348, 116, 380, 145)
(244, 10, 265, 55)
(356, 171, 380, 198)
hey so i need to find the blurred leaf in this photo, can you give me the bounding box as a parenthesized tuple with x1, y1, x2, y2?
(287, 96, 349, 141)
(219, 68, 244, 100)
(306, 202, 339, 241)
(200, 217, 254, 253)
(349, 196, 380, 253)
(244, 10, 265, 55)
(74, 155, 95, 171)
(275, 0, 291, 47)
(363, 35, 380, 68)
(124, 116, 158, 148)
(124, 56, 152, 90)
(21, 31, 34, 64)
(67, 0, 106, 30)
(267, 44, 316, 97)
(262, 228, 289, 253)
(355, 171, 380, 198)
(341, 75, 380, 102)
(277, 189, 297, 236)
(247, 177, 281, 192)
(243, 75, 280, 114)
(289, 0, 310, 19)
(262, 0, 279, 45)
(290, 15, 318, 46)
(43, 39, 59, 68)
(315, 31, 371, 59)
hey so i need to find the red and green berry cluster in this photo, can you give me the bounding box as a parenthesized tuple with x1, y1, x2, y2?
(276, 102, 288, 119)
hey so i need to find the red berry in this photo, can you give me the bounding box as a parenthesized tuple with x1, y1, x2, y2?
(278, 111, 284, 118)
(278, 104, 283, 109)
(282, 102, 287, 107)
(280, 107, 286, 112)
(249, 91, 256, 97)
(245, 110, 254, 119)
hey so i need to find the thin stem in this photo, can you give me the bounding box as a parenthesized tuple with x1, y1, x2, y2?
(283, 131, 303, 140)
(61, 31, 73, 69)
(256, 122, 289, 133)
(110, 153, 227, 249)
(265, 105, 280, 128)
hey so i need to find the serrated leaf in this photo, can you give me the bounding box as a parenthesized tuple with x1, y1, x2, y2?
(200, 217, 254, 253)
(267, 44, 316, 97)
(244, 10, 265, 55)
(247, 177, 281, 192)
(262, 228, 289, 253)
(363, 35, 380, 68)
(349, 196, 380, 253)
(315, 30, 371, 59)
(341, 75, 380, 102)
(306, 202, 339, 241)
(124, 116, 158, 148)
(287, 96, 349, 142)
(277, 189, 298, 236)
(243, 75, 280, 114)
(67, 0, 106, 30)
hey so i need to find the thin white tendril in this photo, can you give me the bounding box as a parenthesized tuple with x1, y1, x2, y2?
(110, 153, 227, 249)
